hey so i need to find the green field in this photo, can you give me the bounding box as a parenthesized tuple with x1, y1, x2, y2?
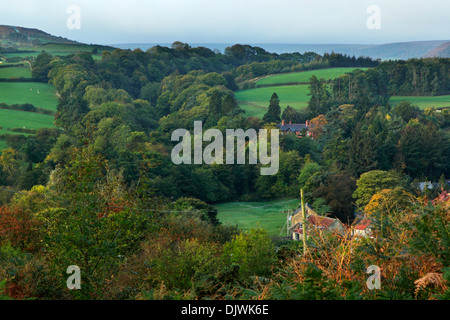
(236, 84, 310, 118)
(390, 95, 450, 110)
(0, 82, 58, 111)
(256, 67, 369, 86)
(0, 108, 54, 151)
(0, 108, 54, 131)
(0, 64, 32, 79)
(237, 68, 370, 118)
(237, 67, 450, 118)
(214, 199, 300, 237)
(0, 57, 59, 152)
(236, 84, 311, 103)
(1, 43, 107, 60)
(0, 80, 57, 152)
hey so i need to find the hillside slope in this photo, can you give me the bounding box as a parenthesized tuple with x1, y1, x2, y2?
(0, 25, 79, 47)
(115, 40, 450, 61)
(424, 42, 450, 58)
(354, 40, 448, 60)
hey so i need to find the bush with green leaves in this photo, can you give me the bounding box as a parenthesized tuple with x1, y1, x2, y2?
(222, 228, 276, 280)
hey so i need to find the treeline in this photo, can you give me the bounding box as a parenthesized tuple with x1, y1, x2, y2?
(31, 42, 379, 93)
(233, 50, 378, 85)
(306, 68, 390, 118)
(0, 46, 31, 54)
(0, 103, 55, 115)
(379, 58, 450, 96)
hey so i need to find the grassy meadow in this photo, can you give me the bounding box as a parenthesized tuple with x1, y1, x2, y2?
(0, 64, 32, 79)
(390, 95, 450, 110)
(214, 199, 300, 237)
(0, 64, 58, 151)
(0, 108, 55, 130)
(256, 67, 369, 86)
(1, 43, 107, 60)
(0, 108, 54, 151)
(236, 85, 310, 118)
(237, 67, 369, 118)
(0, 82, 58, 111)
(237, 67, 450, 119)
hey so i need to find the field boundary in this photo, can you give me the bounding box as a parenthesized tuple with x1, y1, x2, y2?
(0, 103, 55, 116)
(0, 78, 35, 82)
(253, 81, 311, 88)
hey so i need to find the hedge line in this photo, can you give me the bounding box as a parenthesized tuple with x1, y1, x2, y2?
(0, 103, 55, 116)
(0, 78, 35, 82)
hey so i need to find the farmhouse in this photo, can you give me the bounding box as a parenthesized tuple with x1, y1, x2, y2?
(351, 219, 373, 238)
(278, 120, 313, 138)
(432, 190, 450, 208)
(290, 204, 345, 240)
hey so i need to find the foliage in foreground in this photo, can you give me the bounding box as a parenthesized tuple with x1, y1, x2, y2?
(0, 149, 448, 300)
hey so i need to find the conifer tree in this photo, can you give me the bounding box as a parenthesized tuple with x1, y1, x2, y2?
(263, 92, 281, 124)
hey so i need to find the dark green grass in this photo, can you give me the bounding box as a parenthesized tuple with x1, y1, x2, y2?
(256, 67, 369, 86)
(236, 84, 311, 103)
(389, 95, 450, 110)
(0, 64, 32, 79)
(0, 108, 54, 132)
(239, 101, 308, 119)
(214, 199, 300, 237)
(0, 82, 58, 111)
(236, 85, 310, 118)
(236, 70, 367, 119)
(237, 83, 450, 119)
(2, 43, 109, 59)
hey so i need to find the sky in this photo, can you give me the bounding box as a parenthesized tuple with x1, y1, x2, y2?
(1, 0, 449, 45)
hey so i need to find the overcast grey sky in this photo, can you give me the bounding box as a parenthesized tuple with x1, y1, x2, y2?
(1, 0, 449, 45)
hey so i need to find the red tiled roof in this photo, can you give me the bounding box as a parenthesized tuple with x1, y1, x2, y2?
(354, 219, 371, 230)
(433, 191, 449, 205)
(308, 215, 335, 229)
(293, 227, 309, 235)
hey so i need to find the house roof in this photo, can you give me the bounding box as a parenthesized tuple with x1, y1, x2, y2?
(354, 219, 371, 230)
(292, 227, 310, 236)
(308, 215, 335, 229)
(292, 203, 316, 216)
(433, 191, 449, 205)
(278, 124, 308, 133)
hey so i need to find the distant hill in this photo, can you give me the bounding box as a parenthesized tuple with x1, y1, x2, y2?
(355, 40, 449, 60)
(424, 42, 450, 58)
(2, 25, 449, 61)
(0, 25, 79, 47)
(114, 40, 450, 60)
(253, 41, 450, 60)
(0, 26, 114, 60)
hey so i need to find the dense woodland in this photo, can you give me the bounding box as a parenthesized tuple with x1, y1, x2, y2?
(0, 43, 449, 300)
